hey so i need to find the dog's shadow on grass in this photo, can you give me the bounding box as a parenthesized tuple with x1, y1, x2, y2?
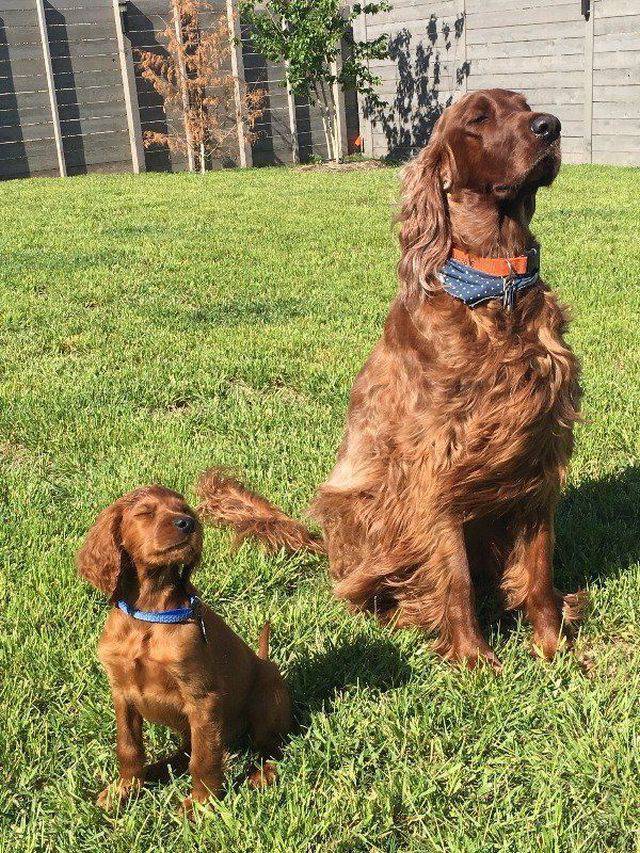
(288, 634, 413, 727)
(555, 464, 640, 590)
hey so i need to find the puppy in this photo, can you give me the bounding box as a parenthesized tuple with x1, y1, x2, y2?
(77, 485, 291, 811)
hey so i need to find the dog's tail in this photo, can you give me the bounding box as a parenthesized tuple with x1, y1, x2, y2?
(196, 468, 325, 555)
(258, 621, 270, 660)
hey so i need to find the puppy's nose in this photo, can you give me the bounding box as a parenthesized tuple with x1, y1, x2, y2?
(530, 113, 561, 142)
(173, 515, 195, 534)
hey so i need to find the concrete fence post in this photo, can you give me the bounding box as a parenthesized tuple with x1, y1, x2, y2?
(35, 0, 66, 176)
(113, 0, 146, 174)
(226, 0, 252, 167)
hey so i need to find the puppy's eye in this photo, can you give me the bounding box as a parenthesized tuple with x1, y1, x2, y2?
(135, 506, 155, 517)
(468, 114, 488, 126)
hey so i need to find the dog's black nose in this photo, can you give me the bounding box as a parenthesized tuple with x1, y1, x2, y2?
(530, 113, 561, 141)
(173, 515, 195, 533)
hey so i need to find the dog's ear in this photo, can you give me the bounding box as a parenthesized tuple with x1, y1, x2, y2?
(397, 120, 453, 300)
(76, 499, 126, 599)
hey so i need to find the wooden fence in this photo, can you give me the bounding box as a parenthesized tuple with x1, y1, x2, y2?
(356, 0, 640, 165)
(2, 0, 638, 178)
(0, 0, 349, 178)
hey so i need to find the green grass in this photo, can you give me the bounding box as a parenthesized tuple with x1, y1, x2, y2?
(1, 163, 639, 852)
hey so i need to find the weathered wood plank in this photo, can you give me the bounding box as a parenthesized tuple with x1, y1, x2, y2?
(594, 14, 640, 36)
(467, 83, 584, 104)
(467, 21, 583, 44)
(0, 0, 37, 11)
(594, 84, 640, 102)
(593, 101, 640, 119)
(468, 70, 584, 88)
(594, 33, 640, 54)
(53, 68, 123, 90)
(592, 149, 640, 165)
(471, 54, 584, 75)
(595, 0, 637, 19)
(49, 38, 119, 60)
(362, 2, 458, 28)
(467, 3, 579, 30)
(593, 68, 640, 86)
(593, 117, 640, 135)
(592, 133, 640, 151)
(467, 36, 584, 60)
(466, 0, 580, 9)
(593, 51, 640, 71)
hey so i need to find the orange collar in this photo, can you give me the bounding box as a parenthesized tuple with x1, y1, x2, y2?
(451, 246, 539, 278)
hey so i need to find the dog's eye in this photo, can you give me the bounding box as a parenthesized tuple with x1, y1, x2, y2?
(468, 114, 488, 126)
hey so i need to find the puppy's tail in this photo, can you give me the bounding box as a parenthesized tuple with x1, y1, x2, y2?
(258, 621, 270, 660)
(196, 468, 325, 555)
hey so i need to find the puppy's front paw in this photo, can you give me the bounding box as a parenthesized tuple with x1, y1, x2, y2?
(96, 779, 139, 810)
(180, 796, 196, 819)
(248, 761, 278, 788)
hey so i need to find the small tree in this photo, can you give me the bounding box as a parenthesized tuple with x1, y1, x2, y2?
(238, 0, 391, 162)
(138, 0, 264, 172)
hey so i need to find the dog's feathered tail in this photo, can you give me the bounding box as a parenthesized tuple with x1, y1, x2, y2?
(196, 468, 325, 556)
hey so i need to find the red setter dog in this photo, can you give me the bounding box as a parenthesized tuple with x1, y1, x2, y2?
(77, 486, 290, 811)
(198, 89, 586, 669)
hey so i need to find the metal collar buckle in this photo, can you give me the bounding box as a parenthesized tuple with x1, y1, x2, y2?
(502, 257, 517, 312)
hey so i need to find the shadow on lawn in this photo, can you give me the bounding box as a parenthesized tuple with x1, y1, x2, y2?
(289, 635, 412, 726)
(555, 464, 640, 590)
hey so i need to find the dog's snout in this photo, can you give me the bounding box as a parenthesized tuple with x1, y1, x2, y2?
(530, 113, 561, 142)
(173, 515, 195, 534)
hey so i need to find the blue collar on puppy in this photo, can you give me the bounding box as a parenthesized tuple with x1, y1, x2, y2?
(117, 595, 207, 642)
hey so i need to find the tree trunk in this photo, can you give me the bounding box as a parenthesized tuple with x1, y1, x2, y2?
(172, 0, 195, 173)
(317, 80, 337, 162)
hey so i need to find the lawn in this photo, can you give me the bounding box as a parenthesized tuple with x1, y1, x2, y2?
(0, 162, 639, 852)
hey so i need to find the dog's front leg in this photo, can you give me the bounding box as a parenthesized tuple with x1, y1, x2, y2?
(501, 511, 574, 659)
(436, 525, 502, 670)
(183, 697, 224, 813)
(97, 694, 145, 809)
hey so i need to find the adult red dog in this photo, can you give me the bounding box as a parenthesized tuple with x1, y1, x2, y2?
(198, 89, 586, 669)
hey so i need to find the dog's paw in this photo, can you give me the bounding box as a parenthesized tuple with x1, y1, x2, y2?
(247, 762, 278, 789)
(180, 796, 196, 819)
(96, 779, 139, 810)
(445, 641, 503, 673)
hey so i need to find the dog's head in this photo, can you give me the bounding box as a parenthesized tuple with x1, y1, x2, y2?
(398, 89, 561, 296)
(76, 486, 203, 599)
(438, 88, 561, 198)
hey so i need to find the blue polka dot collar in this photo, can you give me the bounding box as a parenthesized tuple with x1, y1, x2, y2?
(437, 248, 540, 311)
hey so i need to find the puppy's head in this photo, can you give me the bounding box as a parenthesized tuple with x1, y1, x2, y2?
(76, 486, 203, 599)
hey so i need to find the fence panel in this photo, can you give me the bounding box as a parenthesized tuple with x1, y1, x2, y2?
(592, 0, 640, 165)
(358, 0, 639, 166)
(359, 0, 466, 160)
(0, 0, 60, 177)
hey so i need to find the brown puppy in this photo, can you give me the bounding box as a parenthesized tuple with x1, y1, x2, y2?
(197, 89, 587, 669)
(77, 485, 290, 812)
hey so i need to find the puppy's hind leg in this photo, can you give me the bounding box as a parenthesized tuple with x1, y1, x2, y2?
(247, 663, 292, 789)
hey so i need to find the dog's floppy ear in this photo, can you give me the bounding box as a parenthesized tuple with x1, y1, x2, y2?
(397, 118, 454, 300)
(76, 499, 126, 599)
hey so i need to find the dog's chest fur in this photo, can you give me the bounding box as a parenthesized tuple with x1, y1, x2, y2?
(332, 287, 581, 518)
(408, 289, 581, 510)
(99, 619, 199, 732)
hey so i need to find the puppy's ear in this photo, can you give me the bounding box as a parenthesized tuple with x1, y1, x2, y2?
(397, 120, 453, 300)
(76, 500, 125, 599)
